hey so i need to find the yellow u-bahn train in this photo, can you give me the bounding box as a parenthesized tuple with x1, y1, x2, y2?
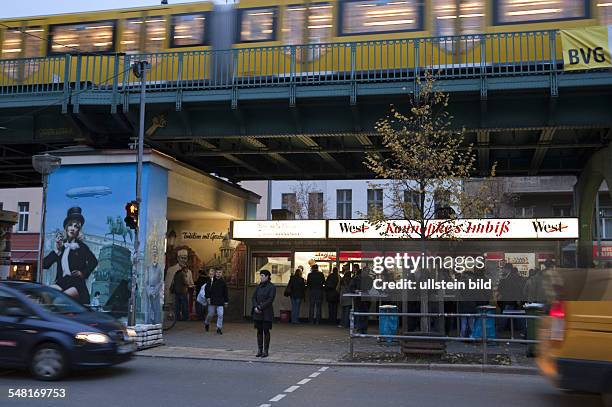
(0, 0, 610, 87)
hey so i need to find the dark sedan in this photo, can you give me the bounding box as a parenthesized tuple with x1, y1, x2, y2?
(0, 281, 136, 380)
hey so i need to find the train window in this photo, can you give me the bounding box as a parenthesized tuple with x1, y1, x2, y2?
(433, 0, 484, 37)
(121, 18, 142, 52)
(283, 3, 333, 45)
(598, 2, 612, 24)
(144, 16, 167, 51)
(494, 0, 588, 24)
(2, 28, 42, 59)
(171, 13, 207, 47)
(49, 21, 115, 54)
(340, 0, 422, 35)
(240, 7, 277, 42)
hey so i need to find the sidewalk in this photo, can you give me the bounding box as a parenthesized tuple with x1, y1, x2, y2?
(137, 321, 537, 373)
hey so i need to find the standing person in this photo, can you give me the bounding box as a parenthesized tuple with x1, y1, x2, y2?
(195, 269, 208, 321)
(172, 267, 189, 321)
(286, 268, 305, 324)
(325, 267, 340, 324)
(252, 269, 276, 358)
(165, 249, 195, 316)
(43, 207, 98, 305)
(205, 269, 229, 334)
(339, 265, 353, 328)
(306, 263, 325, 324)
(350, 264, 373, 334)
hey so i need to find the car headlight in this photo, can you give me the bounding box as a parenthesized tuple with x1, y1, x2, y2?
(75, 332, 110, 344)
(126, 328, 137, 338)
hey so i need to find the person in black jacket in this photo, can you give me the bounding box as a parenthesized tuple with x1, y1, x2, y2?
(252, 269, 276, 357)
(287, 268, 305, 324)
(349, 264, 374, 334)
(205, 269, 229, 334)
(306, 263, 325, 324)
(325, 267, 340, 324)
(43, 207, 98, 305)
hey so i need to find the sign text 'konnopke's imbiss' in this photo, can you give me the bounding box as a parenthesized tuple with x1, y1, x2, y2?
(231, 218, 578, 240)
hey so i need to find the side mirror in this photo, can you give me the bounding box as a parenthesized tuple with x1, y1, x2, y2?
(6, 307, 29, 319)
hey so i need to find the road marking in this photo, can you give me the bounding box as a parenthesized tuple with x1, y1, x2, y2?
(284, 386, 299, 393)
(318, 367, 329, 372)
(269, 394, 286, 402)
(308, 372, 321, 378)
(258, 405, 271, 407)
(297, 378, 311, 385)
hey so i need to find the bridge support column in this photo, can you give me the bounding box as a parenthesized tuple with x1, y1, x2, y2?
(574, 145, 612, 267)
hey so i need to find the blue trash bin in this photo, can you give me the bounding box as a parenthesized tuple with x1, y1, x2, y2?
(471, 305, 496, 339)
(379, 305, 398, 345)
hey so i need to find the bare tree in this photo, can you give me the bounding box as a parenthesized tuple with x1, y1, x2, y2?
(289, 181, 330, 219)
(364, 72, 498, 333)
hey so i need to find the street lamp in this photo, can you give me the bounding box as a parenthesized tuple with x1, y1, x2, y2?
(32, 153, 61, 283)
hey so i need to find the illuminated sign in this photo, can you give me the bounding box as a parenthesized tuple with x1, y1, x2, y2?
(231, 220, 326, 239)
(327, 219, 579, 239)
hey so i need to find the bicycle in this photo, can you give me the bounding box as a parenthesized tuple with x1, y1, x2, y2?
(162, 303, 176, 331)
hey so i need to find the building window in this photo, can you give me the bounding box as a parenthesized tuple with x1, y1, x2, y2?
(340, 0, 422, 35)
(552, 205, 571, 217)
(598, 2, 612, 24)
(337, 189, 352, 219)
(283, 3, 333, 46)
(494, 0, 588, 24)
(171, 13, 207, 47)
(403, 190, 420, 218)
(433, 0, 484, 36)
(18, 202, 29, 232)
(367, 189, 384, 217)
(308, 192, 324, 219)
(515, 206, 535, 218)
(599, 208, 612, 239)
(49, 21, 116, 54)
(240, 7, 277, 42)
(281, 193, 297, 214)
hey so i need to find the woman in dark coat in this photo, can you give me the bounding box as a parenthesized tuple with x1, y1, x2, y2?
(287, 268, 305, 324)
(252, 269, 276, 358)
(43, 207, 98, 305)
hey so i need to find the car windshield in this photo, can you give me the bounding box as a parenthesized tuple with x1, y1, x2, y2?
(21, 286, 88, 315)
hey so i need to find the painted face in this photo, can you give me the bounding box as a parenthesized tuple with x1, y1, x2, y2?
(208, 270, 214, 279)
(260, 274, 269, 283)
(66, 221, 82, 240)
(215, 269, 222, 279)
(177, 253, 188, 267)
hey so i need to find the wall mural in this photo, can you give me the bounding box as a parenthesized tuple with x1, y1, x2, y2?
(44, 163, 168, 325)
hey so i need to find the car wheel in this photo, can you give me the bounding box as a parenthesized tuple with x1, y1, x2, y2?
(30, 343, 67, 381)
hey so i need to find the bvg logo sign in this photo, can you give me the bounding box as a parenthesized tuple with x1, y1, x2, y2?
(567, 47, 607, 66)
(561, 26, 612, 72)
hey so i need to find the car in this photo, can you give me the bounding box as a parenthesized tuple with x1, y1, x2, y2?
(536, 268, 612, 405)
(0, 281, 136, 381)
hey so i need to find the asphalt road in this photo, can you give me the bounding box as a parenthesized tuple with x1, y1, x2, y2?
(0, 357, 604, 407)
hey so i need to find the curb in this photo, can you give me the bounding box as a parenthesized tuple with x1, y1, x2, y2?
(135, 352, 538, 375)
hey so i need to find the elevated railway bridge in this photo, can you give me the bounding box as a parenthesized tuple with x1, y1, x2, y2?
(0, 30, 611, 263)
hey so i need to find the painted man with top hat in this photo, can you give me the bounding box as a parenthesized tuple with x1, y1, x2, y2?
(43, 207, 98, 305)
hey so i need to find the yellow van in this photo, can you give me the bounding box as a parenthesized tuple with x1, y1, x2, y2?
(537, 268, 612, 403)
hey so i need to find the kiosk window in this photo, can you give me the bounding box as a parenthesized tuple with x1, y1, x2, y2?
(252, 253, 292, 285)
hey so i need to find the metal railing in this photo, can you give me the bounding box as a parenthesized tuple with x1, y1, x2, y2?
(0, 30, 564, 97)
(349, 311, 540, 365)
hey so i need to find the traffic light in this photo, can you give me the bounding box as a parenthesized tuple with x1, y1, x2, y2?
(124, 201, 139, 230)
